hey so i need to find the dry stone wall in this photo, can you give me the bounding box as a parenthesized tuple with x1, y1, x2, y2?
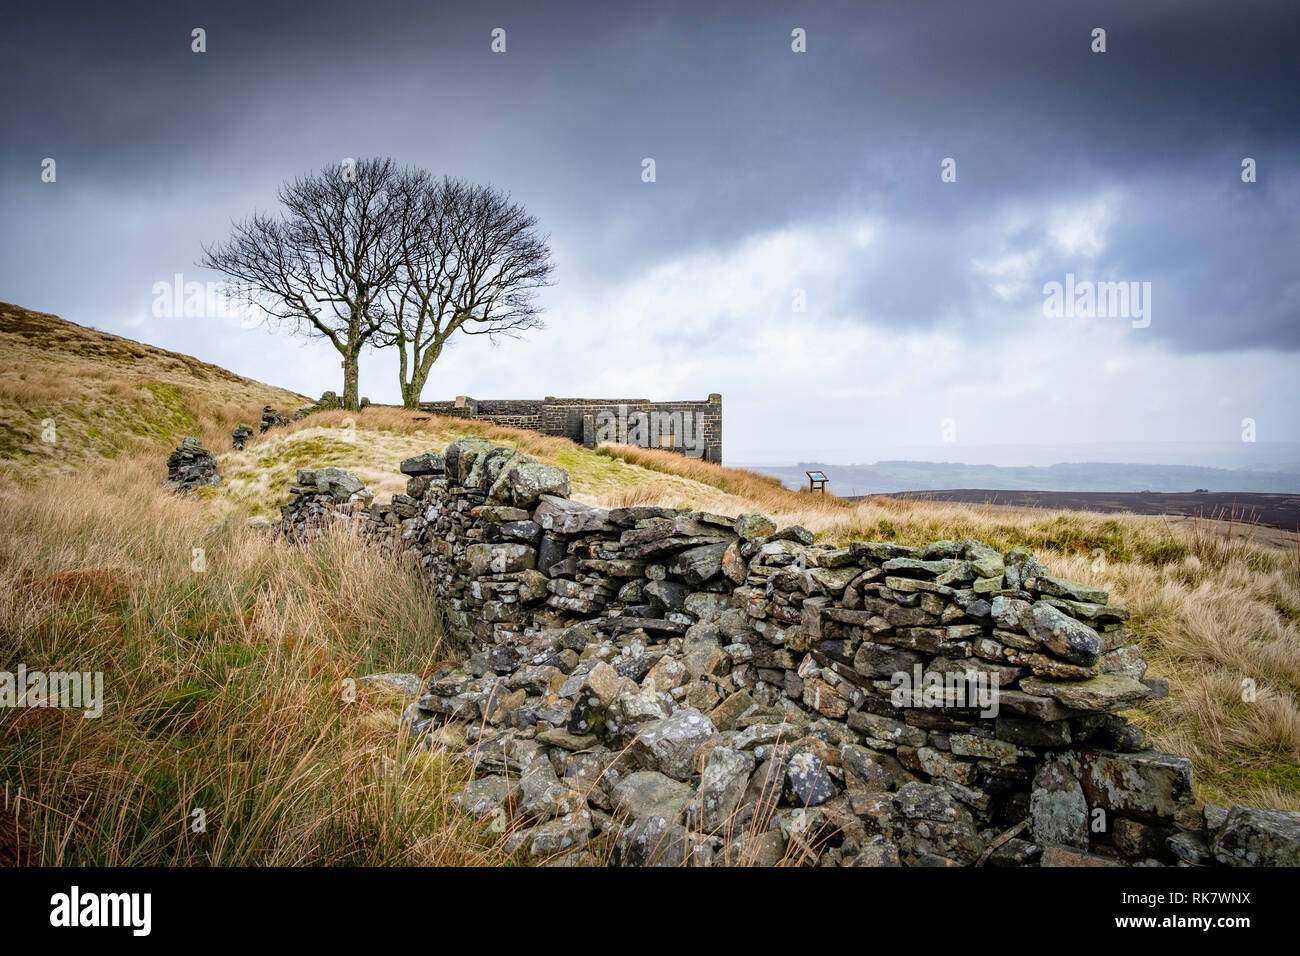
(274, 437, 1300, 867)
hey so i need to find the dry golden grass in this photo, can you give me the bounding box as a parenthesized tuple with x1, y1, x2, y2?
(212, 406, 842, 520)
(0, 453, 513, 865)
(592, 443, 832, 511)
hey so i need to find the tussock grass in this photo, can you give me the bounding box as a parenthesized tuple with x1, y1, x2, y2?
(1069, 543, 1300, 809)
(0, 454, 510, 865)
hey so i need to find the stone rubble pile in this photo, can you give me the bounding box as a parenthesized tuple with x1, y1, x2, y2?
(257, 390, 371, 440)
(276, 437, 1300, 867)
(272, 468, 376, 540)
(260, 404, 295, 433)
(231, 423, 255, 450)
(161, 437, 219, 493)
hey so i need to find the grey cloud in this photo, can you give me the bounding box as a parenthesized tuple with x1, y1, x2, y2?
(0, 0, 1296, 429)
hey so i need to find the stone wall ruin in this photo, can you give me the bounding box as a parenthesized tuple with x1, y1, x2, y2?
(272, 437, 1300, 867)
(419, 394, 723, 463)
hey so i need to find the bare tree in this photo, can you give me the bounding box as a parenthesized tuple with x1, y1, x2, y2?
(379, 177, 555, 408)
(200, 158, 409, 410)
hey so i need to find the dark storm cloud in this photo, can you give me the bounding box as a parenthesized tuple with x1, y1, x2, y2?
(1, 0, 1297, 358)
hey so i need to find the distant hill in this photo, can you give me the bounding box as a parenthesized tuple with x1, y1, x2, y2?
(0, 302, 307, 482)
(756, 459, 1300, 495)
(867, 489, 1300, 533)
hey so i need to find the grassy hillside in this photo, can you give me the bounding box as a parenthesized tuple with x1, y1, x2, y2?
(0, 302, 308, 484)
(1, 305, 1297, 864)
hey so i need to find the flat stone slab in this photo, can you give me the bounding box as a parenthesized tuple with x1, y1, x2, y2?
(1019, 674, 1151, 713)
(611, 770, 695, 824)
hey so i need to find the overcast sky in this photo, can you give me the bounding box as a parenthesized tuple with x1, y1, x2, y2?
(2, 0, 1297, 465)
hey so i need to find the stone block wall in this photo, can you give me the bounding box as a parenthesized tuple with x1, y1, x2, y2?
(419, 397, 545, 431)
(273, 438, 1299, 867)
(419, 394, 723, 463)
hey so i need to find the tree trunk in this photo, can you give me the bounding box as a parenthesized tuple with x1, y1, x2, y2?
(398, 339, 443, 409)
(342, 348, 360, 411)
